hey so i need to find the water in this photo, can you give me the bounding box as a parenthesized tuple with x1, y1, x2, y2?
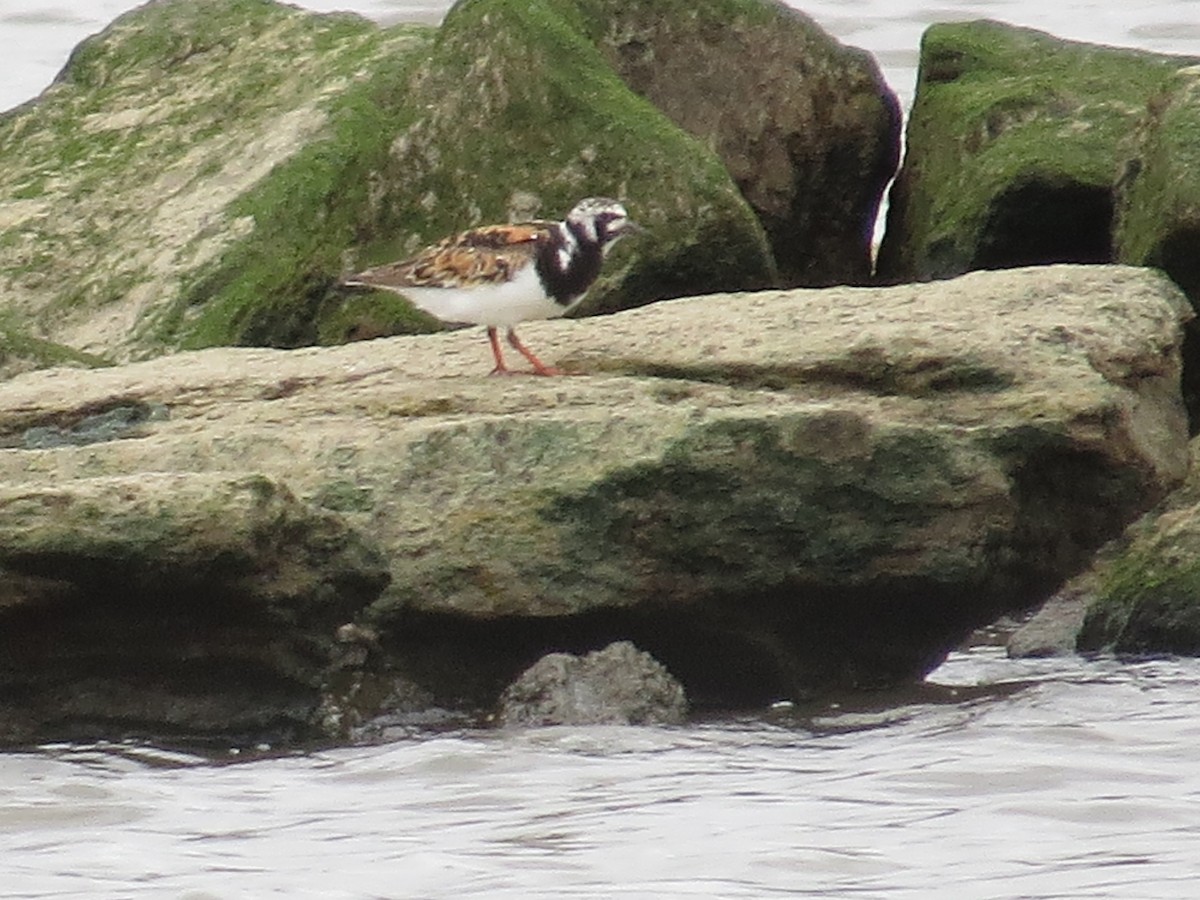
(4, 1, 1200, 113)
(4, 2, 1200, 897)
(4, 647, 1200, 898)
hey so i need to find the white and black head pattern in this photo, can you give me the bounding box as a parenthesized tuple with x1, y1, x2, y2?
(537, 197, 640, 307)
(564, 197, 638, 250)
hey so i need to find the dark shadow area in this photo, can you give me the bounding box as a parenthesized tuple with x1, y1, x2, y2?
(381, 583, 992, 715)
(973, 180, 1114, 270)
(1153, 227, 1200, 434)
(0, 546, 383, 748)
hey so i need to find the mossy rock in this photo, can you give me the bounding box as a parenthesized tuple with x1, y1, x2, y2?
(1114, 68, 1200, 283)
(0, 0, 777, 363)
(0, 311, 111, 379)
(1078, 440, 1200, 655)
(572, 0, 900, 287)
(354, 0, 776, 317)
(1113, 67, 1200, 427)
(0, 0, 435, 360)
(877, 20, 1197, 282)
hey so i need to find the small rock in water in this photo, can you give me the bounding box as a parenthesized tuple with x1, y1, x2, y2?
(499, 641, 687, 727)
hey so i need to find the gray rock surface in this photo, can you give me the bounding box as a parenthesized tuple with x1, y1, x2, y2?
(499, 641, 687, 726)
(0, 265, 1189, 743)
(1007, 588, 1090, 658)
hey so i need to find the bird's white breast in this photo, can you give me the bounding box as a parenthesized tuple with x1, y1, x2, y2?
(398, 266, 567, 328)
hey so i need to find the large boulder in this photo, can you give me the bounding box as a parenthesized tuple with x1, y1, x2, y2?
(0, 0, 793, 364)
(580, 0, 900, 287)
(1075, 440, 1200, 655)
(1114, 65, 1200, 424)
(876, 21, 1197, 283)
(0, 265, 1188, 745)
(0, 0, 437, 360)
(364, 0, 779, 321)
(0, 473, 389, 745)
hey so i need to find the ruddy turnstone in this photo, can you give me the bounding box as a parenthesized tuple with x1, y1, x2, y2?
(342, 197, 640, 375)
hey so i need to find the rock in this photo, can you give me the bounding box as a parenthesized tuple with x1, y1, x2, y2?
(1006, 587, 1089, 658)
(0, 0, 436, 360)
(0, 0, 782, 363)
(1077, 440, 1200, 655)
(585, 0, 900, 286)
(363, 0, 775, 320)
(0, 473, 390, 745)
(499, 641, 687, 726)
(1113, 65, 1200, 425)
(877, 21, 1198, 283)
(0, 265, 1189, 744)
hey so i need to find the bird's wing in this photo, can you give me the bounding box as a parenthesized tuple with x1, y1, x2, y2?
(347, 222, 553, 290)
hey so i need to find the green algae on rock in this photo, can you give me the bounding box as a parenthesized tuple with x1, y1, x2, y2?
(1112, 66, 1200, 426)
(877, 20, 1198, 283)
(1114, 67, 1200, 286)
(1078, 441, 1200, 655)
(354, 0, 776, 318)
(0, 0, 435, 360)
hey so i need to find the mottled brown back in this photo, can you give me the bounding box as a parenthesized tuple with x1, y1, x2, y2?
(349, 223, 553, 290)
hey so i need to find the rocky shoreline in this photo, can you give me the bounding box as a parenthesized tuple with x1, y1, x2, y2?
(0, 264, 1189, 744)
(2, 0, 1200, 745)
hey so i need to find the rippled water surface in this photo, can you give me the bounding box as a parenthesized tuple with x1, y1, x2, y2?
(5, 649, 1200, 898)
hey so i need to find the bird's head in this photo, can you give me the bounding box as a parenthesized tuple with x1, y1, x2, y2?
(566, 197, 643, 253)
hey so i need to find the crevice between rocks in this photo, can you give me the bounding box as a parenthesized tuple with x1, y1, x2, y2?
(0, 399, 168, 450)
(1153, 226, 1200, 434)
(578, 352, 1014, 397)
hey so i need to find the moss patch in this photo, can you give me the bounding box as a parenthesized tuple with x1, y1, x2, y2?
(1, 0, 774, 367)
(1079, 446, 1200, 655)
(361, 0, 775, 316)
(878, 20, 1197, 281)
(542, 415, 975, 596)
(1082, 544, 1200, 654)
(0, 0, 433, 360)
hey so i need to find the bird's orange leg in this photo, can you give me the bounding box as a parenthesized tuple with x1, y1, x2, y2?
(487, 326, 514, 376)
(506, 327, 562, 376)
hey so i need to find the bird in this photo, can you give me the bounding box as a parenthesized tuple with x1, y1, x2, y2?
(341, 197, 641, 376)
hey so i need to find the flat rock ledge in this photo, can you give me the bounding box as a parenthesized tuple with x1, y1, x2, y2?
(0, 265, 1189, 746)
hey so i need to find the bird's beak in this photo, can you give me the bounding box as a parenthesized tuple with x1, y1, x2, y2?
(618, 219, 645, 237)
